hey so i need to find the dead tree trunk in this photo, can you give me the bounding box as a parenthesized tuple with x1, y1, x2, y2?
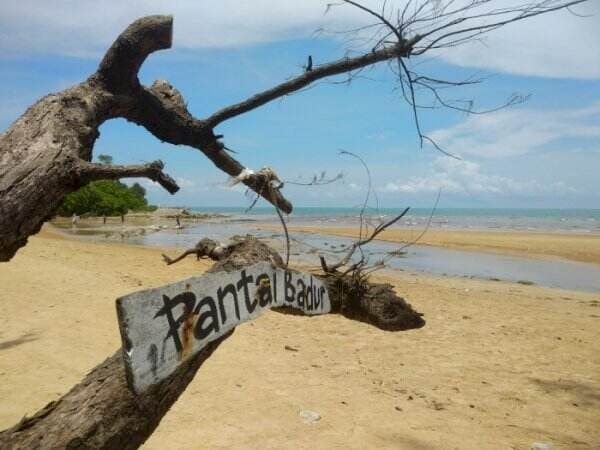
(0, 236, 423, 449)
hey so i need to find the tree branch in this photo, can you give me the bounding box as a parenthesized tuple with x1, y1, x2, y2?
(94, 18, 296, 213)
(162, 249, 198, 265)
(96, 15, 173, 93)
(79, 160, 179, 194)
(412, 0, 587, 55)
(162, 238, 229, 265)
(124, 80, 293, 213)
(204, 39, 419, 127)
(323, 207, 410, 273)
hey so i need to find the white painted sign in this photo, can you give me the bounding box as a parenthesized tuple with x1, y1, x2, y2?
(116, 262, 331, 393)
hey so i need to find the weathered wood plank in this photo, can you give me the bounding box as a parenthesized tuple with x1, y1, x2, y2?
(117, 261, 331, 393)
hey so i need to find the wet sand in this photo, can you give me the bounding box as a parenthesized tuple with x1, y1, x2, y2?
(0, 227, 599, 449)
(259, 225, 600, 264)
(51, 208, 225, 237)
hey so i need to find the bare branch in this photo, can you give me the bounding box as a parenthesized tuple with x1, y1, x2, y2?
(161, 238, 228, 265)
(386, 189, 441, 259)
(421, 135, 461, 159)
(323, 207, 410, 273)
(121, 80, 293, 213)
(205, 39, 417, 127)
(162, 249, 198, 266)
(242, 168, 291, 266)
(339, 150, 378, 243)
(326, 0, 587, 156)
(79, 160, 179, 194)
(284, 171, 344, 186)
(0, 2, 588, 261)
(274, 205, 291, 267)
(412, 0, 587, 55)
(342, 0, 403, 41)
(113, 1, 586, 195)
(95, 15, 173, 93)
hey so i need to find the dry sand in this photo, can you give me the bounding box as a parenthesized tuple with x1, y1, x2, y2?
(1, 226, 599, 449)
(259, 225, 600, 264)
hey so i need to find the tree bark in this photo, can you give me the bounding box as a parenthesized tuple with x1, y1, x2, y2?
(0, 338, 230, 450)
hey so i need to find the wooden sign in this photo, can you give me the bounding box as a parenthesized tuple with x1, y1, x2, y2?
(116, 262, 331, 393)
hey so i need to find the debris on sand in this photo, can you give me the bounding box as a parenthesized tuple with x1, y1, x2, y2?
(299, 410, 321, 424)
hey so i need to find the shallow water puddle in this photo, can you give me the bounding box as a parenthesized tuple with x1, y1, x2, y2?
(75, 222, 600, 293)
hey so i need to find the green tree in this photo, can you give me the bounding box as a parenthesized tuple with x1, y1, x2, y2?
(129, 182, 146, 201)
(58, 180, 153, 216)
(58, 154, 155, 216)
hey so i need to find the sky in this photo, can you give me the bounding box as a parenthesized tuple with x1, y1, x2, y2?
(1, 0, 599, 209)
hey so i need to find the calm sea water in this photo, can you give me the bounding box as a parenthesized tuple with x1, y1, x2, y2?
(122, 211, 600, 292)
(92, 206, 599, 292)
(188, 207, 600, 233)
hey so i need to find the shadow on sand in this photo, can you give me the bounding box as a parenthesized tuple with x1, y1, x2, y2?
(0, 332, 38, 351)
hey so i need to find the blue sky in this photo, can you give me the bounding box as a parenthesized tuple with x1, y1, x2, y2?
(1, 1, 599, 209)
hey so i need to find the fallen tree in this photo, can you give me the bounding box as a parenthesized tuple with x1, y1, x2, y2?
(0, 1, 587, 448)
(0, 236, 423, 449)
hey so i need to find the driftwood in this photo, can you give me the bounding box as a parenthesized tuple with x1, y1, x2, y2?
(165, 236, 426, 331)
(161, 237, 229, 265)
(0, 237, 423, 449)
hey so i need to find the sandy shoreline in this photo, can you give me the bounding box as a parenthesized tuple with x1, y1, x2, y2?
(1, 227, 599, 449)
(259, 224, 600, 264)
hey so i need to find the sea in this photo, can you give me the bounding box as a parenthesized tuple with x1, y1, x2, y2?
(186, 207, 600, 233)
(69, 206, 600, 292)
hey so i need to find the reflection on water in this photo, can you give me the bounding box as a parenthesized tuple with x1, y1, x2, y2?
(314, 234, 600, 293)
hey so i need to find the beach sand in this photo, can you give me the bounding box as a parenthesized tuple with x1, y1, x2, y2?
(259, 225, 600, 264)
(1, 226, 599, 449)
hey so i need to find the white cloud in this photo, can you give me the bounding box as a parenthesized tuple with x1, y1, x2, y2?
(382, 156, 577, 196)
(135, 176, 201, 193)
(0, 0, 365, 56)
(138, 179, 161, 191)
(429, 101, 600, 158)
(0, 1, 598, 79)
(175, 177, 196, 189)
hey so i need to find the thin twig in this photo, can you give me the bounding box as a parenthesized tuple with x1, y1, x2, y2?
(387, 188, 441, 258)
(273, 203, 291, 267)
(323, 207, 411, 273)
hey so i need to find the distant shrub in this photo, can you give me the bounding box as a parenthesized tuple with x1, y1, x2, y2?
(58, 180, 155, 217)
